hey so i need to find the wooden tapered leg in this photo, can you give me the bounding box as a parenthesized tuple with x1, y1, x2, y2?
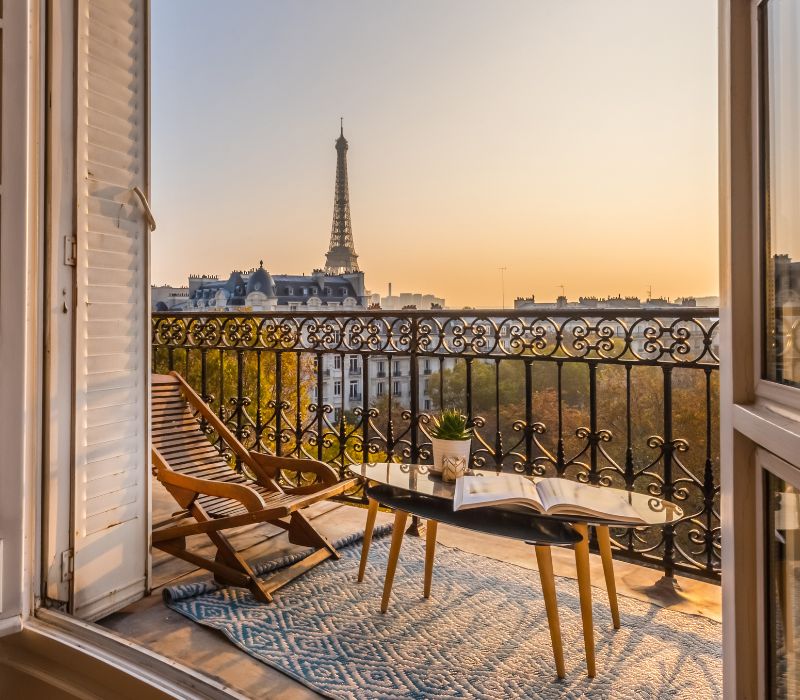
(424, 520, 438, 599)
(380, 510, 408, 613)
(596, 525, 620, 629)
(358, 497, 379, 583)
(534, 545, 565, 679)
(573, 522, 596, 678)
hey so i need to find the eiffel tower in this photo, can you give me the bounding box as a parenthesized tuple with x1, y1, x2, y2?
(324, 119, 359, 275)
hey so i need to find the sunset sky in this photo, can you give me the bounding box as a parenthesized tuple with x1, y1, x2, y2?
(151, 0, 719, 308)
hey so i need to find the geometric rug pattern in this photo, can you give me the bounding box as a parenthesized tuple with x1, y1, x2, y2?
(164, 529, 722, 699)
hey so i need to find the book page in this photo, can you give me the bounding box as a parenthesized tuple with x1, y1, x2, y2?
(535, 478, 643, 523)
(453, 475, 543, 512)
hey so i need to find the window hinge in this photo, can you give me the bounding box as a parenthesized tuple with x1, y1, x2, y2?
(64, 235, 77, 266)
(61, 549, 74, 582)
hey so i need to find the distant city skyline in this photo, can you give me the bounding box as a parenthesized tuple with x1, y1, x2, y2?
(151, 0, 719, 308)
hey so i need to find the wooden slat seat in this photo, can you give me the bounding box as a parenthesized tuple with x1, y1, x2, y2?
(151, 371, 358, 602)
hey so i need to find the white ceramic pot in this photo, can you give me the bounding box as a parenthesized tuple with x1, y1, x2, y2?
(430, 437, 472, 475)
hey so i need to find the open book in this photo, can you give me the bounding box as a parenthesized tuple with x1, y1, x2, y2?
(453, 475, 664, 524)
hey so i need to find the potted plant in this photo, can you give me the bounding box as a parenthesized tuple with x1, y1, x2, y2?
(429, 409, 473, 482)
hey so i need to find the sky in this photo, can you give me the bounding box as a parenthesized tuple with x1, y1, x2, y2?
(151, 0, 719, 309)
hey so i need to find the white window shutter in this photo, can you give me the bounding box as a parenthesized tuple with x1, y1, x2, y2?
(73, 0, 150, 621)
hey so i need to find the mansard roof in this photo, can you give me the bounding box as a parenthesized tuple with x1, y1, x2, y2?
(188, 266, 363, 306)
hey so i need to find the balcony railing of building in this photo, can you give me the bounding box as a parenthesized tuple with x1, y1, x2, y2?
(152, 308, 720, 582)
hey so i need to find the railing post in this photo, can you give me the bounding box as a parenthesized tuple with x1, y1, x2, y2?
(465, 357, 474, 427)
(556, 360, 565, 475)
(361, 354, 370, 468)
(294, 351, 303, 458)
(493, 358, 504, 471)
(588, 361, 599, 485)
(315, 351, 324, 462)
(661, 365, 676, 583)
(524, 358, 534, 476)
(624, 363, 635, 557)
(703, 367, 716, 576)
(410, 318, 420, 464)
(274, 352, 283, 457)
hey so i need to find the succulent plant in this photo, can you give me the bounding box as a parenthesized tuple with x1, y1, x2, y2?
(430, 408, 473, 441)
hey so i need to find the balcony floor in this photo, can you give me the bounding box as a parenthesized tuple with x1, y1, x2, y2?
(100, 480, 721, 699)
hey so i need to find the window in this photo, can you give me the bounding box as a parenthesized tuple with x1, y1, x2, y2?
(761, 0, 800, 386)
(377, 383, 385, 396)
(349, 356, 359, 373)
(424, 398, 432, 410)
(394, 381, 401, 395)
(334, 381, 341, 396)
(765, 470, 800, 697)
(393, 360, 401, 375)
(349, 380, 359, 398)
(334, 355, 342, 369)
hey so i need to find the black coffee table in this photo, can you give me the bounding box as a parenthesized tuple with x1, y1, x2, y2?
(352, 471, 579, 679)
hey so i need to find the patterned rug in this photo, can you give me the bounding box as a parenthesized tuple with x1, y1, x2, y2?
(163, 528, 722, 699)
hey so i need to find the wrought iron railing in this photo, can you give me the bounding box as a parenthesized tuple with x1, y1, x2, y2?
(152, 308, 720, 582)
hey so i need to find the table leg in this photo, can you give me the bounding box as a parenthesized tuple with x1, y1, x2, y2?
(357, 497, 379, 583)
(424, 520, 438, 599)
(534, 545, 565, 679)
(573, 522, 596, 678)
(596, 525, 620, 629)
(381, 509, 408, 613)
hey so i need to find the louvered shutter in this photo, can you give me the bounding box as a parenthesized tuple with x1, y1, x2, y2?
(72, 0, 150, 621)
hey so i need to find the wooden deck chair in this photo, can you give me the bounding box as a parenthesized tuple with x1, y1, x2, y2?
(151, 371, 357, 602)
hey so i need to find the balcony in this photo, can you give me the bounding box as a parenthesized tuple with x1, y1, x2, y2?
(102, 477, 721, 697)
(151, 306, 720, 582)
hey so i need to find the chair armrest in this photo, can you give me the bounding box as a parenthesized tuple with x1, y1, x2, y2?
(249, 452, 339, 487)
(157, 468, 266, 513)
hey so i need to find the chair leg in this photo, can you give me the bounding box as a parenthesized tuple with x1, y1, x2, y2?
(207, 527, 274, 602)
(596, 525, 620, 629)
(288, 511, 340, 559)
(381, 510, 408, 613)
(358, 497, 379, 583)
(534, 545, 565, 679)
(424, 520, 438, 599)
(573, 522, 596, 678)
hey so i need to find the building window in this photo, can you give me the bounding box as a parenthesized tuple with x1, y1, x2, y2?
(394, 381, 401, 395)
(349, 380, 359, 398)
(393, 360, 401, 375)
(334, 355, 342, 369)
(377, 383, 385, 396)
(349, 356, 359, 373)
(334, 381, 341, 396)
(424, 398, 432, 410)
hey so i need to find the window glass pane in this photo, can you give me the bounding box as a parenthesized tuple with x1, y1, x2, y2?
(763, 0, 800, 385)
(766, 471, 800, 697)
